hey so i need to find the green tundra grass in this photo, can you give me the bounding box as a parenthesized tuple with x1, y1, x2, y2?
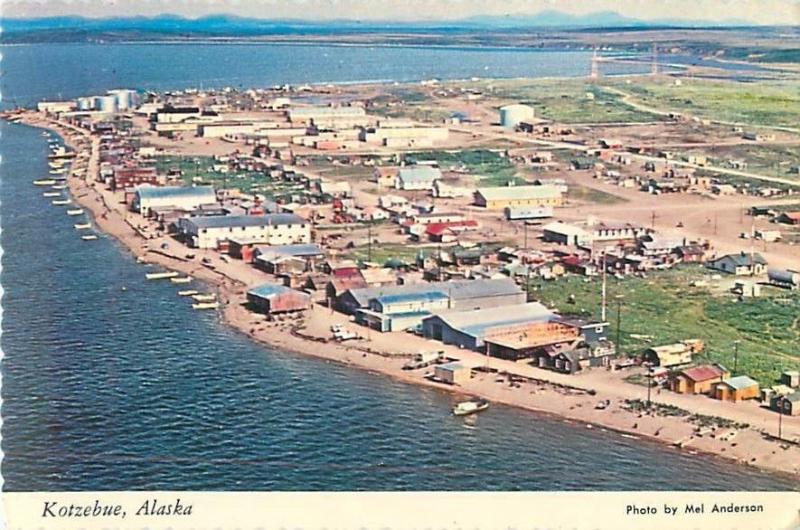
(530, 265, 800, 385)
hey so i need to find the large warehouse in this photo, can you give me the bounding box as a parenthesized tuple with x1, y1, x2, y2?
(133, 185, 217, 216)
(475, 185, 563, 210)
(177, 213, 310, 249)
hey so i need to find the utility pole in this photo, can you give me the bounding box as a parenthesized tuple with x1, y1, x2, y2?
(651, 210, 656, 230)
(778, 397, 784, 440)
(524, 222, 528, 250)
(733, 340, 740, 376)
(646, 365, 653, 409)
(601, 252, 607, 322)
(367, 223, 372, 263)
(615, 295, 623, 359)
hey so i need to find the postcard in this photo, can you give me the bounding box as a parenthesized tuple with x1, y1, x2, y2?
(0, 0, 798, 528)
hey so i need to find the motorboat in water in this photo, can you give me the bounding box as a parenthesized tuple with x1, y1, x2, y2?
(452, 399, 489, 416)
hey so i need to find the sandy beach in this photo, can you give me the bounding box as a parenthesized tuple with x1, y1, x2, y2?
(12, 110, 800, 482)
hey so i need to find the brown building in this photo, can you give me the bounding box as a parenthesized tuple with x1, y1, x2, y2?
(246, 283, 311, 314)
(670, 364, 729, 395)
(112, 166, 158, 191)
(712, 376, 760, 402)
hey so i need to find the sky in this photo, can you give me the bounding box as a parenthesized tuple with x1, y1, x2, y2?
(3, 0, 799, 25)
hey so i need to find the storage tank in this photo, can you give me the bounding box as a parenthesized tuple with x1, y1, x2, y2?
(97, 95, 118, 113)
(499, 104, 535, 128)
(768, 267, 800, 286)
(108, 89, 137, 110)
(76, 97, 96, 111)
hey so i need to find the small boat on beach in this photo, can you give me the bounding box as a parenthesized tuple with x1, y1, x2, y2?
(145, 271, 179, 280)
(74, 223, 91, 230)
(66, 209, 84, 216)
(33, 179, 56, 186)
(170, 276, 193, 284)
(192, 302, 220, 310)
(452, 399, 489, 417)
(51, 184, 67, 190)
(51, 199, 71, 205)
(178, 290, 199, 297)
(43, 191, 61, 197)
(49, 168, 67, 175)
(191, 294, 217, 302)
(81, 235, 98, 241)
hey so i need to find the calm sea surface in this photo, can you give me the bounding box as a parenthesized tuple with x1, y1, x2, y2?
(1, 43, 798, 491)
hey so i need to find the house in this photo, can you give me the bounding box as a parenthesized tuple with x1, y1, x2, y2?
(781, 370, 800, 388)
(549, 343, 617, 374)
(707, 252, 767, 276)
(422, 302, 554, 351)
(474, 185, 563, 210)
(670, 365, 730, 394)
(434, 363, 471, 385)
(675, 244, 707, 263)
(246, 283, 311, 314)
(778, 212, 800, 225)
(424, 220, 480, 242)
(178, 213, 310, 249)
(641, 342, 700, 368)
(253, 243, 325, 274)
(326, 272, 368, 307)
(373, 167, 399, 188)
(133, 185, 217, 216)
(395, 166, 442, 190)
(712, 376, 760, 402)
(542, 222, 592, 246)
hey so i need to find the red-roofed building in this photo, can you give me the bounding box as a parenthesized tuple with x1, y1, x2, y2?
(425, 220, 479, 242)
(670, 364, 730, 395)
(778, 211, 800, 225)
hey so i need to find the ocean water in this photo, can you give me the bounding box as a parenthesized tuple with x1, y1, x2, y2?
(0, 43, 798, 491)
(0, 42, 656, 108)
(2, 121, 798, 492)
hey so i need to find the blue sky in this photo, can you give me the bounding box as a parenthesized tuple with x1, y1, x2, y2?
(4, 0, 799, 25)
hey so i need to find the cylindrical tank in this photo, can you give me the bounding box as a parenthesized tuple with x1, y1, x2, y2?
(76, 97, 95, 111)
(108, 89, 137, 110)
(499, 104, 535, 128)
(97, 95, 118, 113)
(768, 267, 800, 285)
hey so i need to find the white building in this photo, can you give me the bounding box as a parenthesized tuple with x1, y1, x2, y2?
(396, 166, 442, 191)
(37, 101, 76, 113)
(133, 185, 217, 216)
(178, 213, 310, 249)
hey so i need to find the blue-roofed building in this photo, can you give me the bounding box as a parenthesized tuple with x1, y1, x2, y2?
(356, 290, 451, 332)
(177, 213, 310, 249)
(422, 302, 555, 350)
(395, 166, 442, 191)
(246, 283, 311, 314)
(133, 185, 217, 216)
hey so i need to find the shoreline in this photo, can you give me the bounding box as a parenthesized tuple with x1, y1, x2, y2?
(10, 112, 800, 484)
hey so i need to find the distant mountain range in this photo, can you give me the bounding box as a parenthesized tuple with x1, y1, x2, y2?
(3, 11, 757, 36)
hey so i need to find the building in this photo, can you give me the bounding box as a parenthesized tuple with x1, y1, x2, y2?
(771, 392, 800, 416)
(499, 104, 535, 128)
(434, 362, 471, 385)
(133, 185, 217, 216)
(252, 243, 325, 274)
(422, 302, 554, 351)
(670, 365, 729, 394)
(357, 291, 452, 332)
(542, 222, 592, 246)
(360, 126, 449, 146)
(505, 206, 553, 221)
(338, 278, 524, 316)
(778, 212, 800, 225)
(246, 283, 311, 314)
(395, 167, 442, 191)
(475, 185, 563, 210)
(641, 342, 700, 368)
(37, 101, 76, 113)
(707, 252, 767, 276)
(781, 371, 800, 388)
(178, 213, 309, 249)
(112, 166, 158, 191)
(373, 166, 399, 188)
(287, 105, 367, 124)
(713, 376, 760, 402)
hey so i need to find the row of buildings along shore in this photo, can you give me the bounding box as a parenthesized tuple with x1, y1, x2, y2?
(26, 87, 800, 418)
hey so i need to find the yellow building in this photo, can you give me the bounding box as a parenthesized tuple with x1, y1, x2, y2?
(475, 185, 563, 210)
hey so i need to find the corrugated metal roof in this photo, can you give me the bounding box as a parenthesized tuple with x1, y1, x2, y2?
(248, 283, 300, 299)
(136, 185, 215, 199)
(376, 291, 449, 305)
(428, 302, 553, 340)
(721, 375, 759, 390)
(189, 213, 305, 230)
(478, 185, 561, 201)
(254, 244, 324, 261)
(347, 278, 521, 308)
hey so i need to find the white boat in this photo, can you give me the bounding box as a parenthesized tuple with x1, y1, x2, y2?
(452, 399, 489, 417)
(145, 271, 179, 280)
(170, 276, 193, 284)
(81, 235, 98, 241)
(51, 184, 67, 190)
(33, 179, 56, 186)
(74, 223, 91, 230)
(43, 191, 61, 197)
(192, 302, 220, 310)
(191, 294, 217, 302)
(49, 168, 67, 175)
(66, 209, 84, 216)
(178, 290, 199, 297)
(51, 199, 71, 205)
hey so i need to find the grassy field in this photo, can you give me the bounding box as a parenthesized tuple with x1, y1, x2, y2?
(152, 155, 300, 199)
(682, 144, 800, 182)
(530, 266, 800, 385)
(566, 183, 628, 205)
(462, 78, 661, 124)
(405, 149, 522, 186)
(609, 78, 800, 129)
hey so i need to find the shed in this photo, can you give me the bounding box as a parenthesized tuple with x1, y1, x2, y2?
(670, 364, 729, 395)
(713, 376, 760, 402)
(780, 370, 800, 388)
(434, 362, 471, 385)
(771, 392, 800, 416)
